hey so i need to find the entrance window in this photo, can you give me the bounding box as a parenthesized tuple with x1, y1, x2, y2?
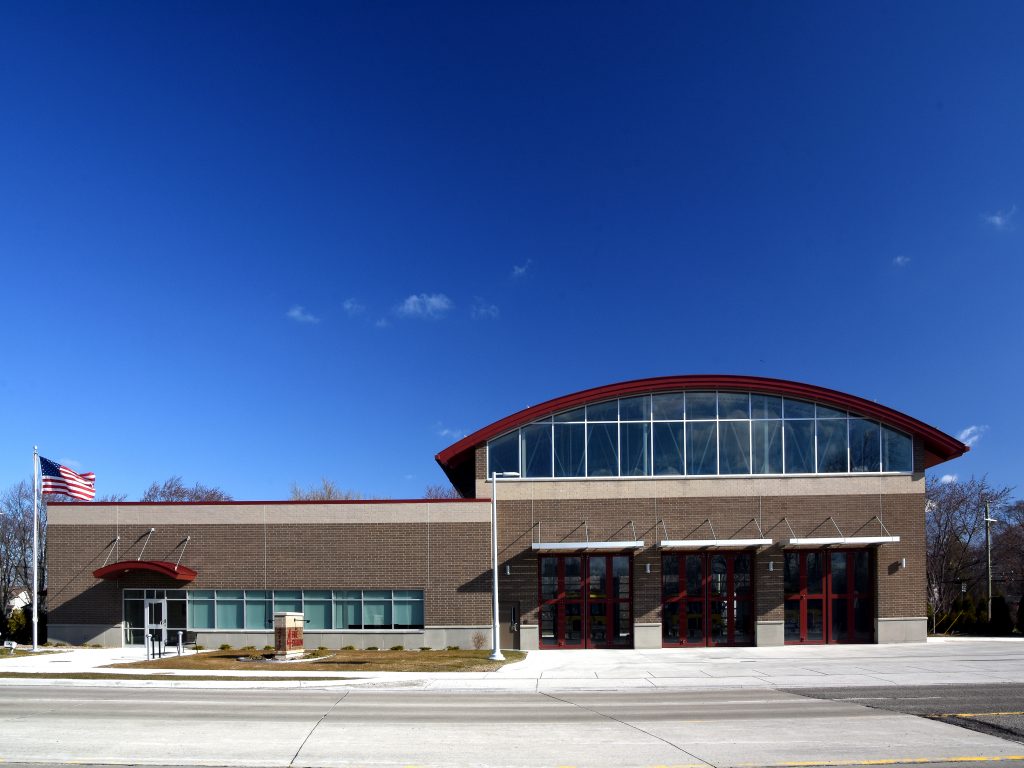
(785, 549, 874, 644)
(662, 552, 754, 647)
(537, 554, 633, 648)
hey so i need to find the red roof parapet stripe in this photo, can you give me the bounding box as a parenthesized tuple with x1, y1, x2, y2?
(93, 561, 198, 582)
(435, 375, 968, 493)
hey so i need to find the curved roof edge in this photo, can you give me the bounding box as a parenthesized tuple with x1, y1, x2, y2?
(435, 375, 968, 492)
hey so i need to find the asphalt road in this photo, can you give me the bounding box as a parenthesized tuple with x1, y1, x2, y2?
(2, 684, 1023, 767)
(788, 683, 1024, 745)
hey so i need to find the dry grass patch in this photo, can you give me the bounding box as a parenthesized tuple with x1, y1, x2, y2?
(0, 671, 346, 682)
(0, 648, 67, 660)
(110, 648, 526, 673)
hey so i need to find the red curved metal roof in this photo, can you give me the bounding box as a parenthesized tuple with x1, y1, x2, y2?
(435, 375, 967, 493)
(93, 560, 198, 582)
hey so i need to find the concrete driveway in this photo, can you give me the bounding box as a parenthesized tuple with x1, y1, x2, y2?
(2, 637, 1023, 692)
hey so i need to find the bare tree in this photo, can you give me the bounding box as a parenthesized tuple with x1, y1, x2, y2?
(289, 478, 364, 501)
(926, 475, 1013, 627)
(141, 476, 232, 502)
(0, 481, 44, 619)
(423, 483, 461, 499)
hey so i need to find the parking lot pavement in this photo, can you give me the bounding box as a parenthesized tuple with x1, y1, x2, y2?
(789, 682, 1024, 745)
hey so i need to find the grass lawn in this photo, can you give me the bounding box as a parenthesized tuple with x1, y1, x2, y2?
(110, 648, 526, 673)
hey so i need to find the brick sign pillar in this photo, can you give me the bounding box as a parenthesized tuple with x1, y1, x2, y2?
(273, 612, 304, 659)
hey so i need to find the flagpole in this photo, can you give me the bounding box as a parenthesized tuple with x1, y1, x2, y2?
(32, 446, 39, 651)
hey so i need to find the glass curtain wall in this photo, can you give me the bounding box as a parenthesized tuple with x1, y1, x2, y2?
(488, 391, 914, 479)
(124, 589, 425, 637)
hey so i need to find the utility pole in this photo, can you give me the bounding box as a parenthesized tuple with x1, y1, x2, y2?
(984, 501, 993, 622)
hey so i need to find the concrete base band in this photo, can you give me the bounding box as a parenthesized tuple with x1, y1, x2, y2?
(876, 616, 927, 643)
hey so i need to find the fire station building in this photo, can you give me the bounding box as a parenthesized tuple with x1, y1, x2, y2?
(47, 375, 966, 650)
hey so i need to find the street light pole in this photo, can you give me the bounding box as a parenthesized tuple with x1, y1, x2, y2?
(984, 501, 995, 621)
(489, 470, 519, 661)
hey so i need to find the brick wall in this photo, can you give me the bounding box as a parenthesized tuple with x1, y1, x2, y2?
(48, 507, 491, 628)
(494, 491, 926, 628)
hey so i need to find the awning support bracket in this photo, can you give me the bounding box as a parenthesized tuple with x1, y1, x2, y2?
(175, 536, 191, 569)
(137, 528, 155, 561)
(705, 518, 718, 543)
(101, 536, 120, 568)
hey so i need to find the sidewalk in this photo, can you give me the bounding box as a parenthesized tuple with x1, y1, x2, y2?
(2, 637, 1022, 692)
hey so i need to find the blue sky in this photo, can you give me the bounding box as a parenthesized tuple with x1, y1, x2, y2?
(1, 2, 1021, 500)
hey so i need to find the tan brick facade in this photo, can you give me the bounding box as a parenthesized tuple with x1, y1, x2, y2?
(48, 446, 929, 648)
(47, 502, 492, 638)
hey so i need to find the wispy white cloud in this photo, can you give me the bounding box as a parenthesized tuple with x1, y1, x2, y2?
(397, 293, 452, 318)
(957, 425, 988, 447)
(375, 317, 390, 328)
(436, 423, 465, 439)
(892, 255, 911, 267)
(286, 305, 320, 324)
(471, 298, 500, 319)
(939, 474, 958, 484)
(342, 298, 365, 316)
(983, 205, 1016, 231)
(512, 259, 532, 278)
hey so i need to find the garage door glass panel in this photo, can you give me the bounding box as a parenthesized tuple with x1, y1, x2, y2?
(831, 552, 847, 594)
(662, 554, 679, 598)
(785, 550, 874, 645)
(663, 602, 680, 643)
(806, 599, 824, 641)
(784, 600, 801, 642)
(540, 554, 633, 648)
(613, 556, 629, 598)
(589, 557, 607, 598)
(686, 555, 703, 594)
(686, 601, 705, 644)
(565, 557, 582, 598)
(807, 553, 823, 594)
(662, 552, 752, 648)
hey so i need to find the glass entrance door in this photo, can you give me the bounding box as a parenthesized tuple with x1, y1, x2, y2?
(662, 552, 754, 647)
(785, 550, 873, 644)
(538, 554, 632, 648)
(144, 598, 166, 643)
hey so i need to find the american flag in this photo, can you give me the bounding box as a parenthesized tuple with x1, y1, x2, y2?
(39, 456, 96, 501)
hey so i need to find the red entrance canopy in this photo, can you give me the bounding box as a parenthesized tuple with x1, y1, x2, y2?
(92, 560, 198, 582)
